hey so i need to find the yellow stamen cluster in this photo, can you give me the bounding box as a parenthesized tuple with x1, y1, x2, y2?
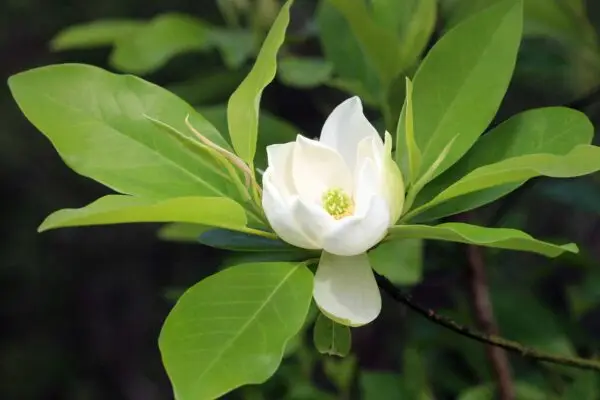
(322, 188, 354, 219)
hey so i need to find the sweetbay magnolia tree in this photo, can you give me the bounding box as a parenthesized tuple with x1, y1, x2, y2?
(8, 0, 600, 398)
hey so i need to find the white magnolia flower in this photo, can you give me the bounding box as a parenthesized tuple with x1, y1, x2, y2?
(262, 97, 405, 326)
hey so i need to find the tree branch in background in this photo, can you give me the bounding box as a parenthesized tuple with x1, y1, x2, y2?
(466, 244, 514, 400)
(374, 271, 600, 372)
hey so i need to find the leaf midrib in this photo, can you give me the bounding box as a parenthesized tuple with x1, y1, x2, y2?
(43, 90, 228, 198)
(419, 6, 516, 173)
(191, 264, 300, 394)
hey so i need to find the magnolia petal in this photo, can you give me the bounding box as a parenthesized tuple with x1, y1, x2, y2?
(293, 198, 335, 248)
(313, 251, 382, 327)
(320, 97, 380, 170)
(322, 194, 390, 256)
(262, 175, 320, 249)
(353, 158, 382, 213)
(265, 142, 297, 199)
(292, 135, 353, 204)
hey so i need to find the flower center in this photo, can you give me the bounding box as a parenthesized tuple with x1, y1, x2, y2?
(322, 188, 354, 220)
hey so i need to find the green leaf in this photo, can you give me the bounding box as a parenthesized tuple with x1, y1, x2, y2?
(227, 0, 292, 166)
(401, 347, 433, 399)
(458, 382, 547, 400)
(278, 57, 333, 88)
(396, 78, 421, 183)
(406, 144, 600, 220)
(159, 261, 313, 400)
(198, 228, 295, 252)
(539, 178, 600, 216)
(564, 371, 598, 400)
(387, 223, 577, 257)
(158, 223, 211, 243)
(38, 195, 248, 232)
(360, 372, 403, 400)
(492, 289, 576, 357)
(110, 13, 211, 74)
(369, 239, 423, 285)
(8, 64, 233, 199)
(326, 0, 402, 88)
(324, 356, 357, 395)
(200, 105, 298, 171)
(407, 0, 523, 182)
(166, 69, 248, 106)
(209, 29, 255, 70)
(316, 1, 380, 102)
(313, 313, 351, 357)
(371, 0, 436, 69)
(412, 107, 594, 221)
(50, 20, 143, 50)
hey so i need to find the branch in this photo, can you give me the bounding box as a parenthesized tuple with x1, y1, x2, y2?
(467, 244, 514, 400)
(374, 271, 600, 372)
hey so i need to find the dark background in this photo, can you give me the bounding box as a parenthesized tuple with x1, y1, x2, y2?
(2, 1, 600, 399)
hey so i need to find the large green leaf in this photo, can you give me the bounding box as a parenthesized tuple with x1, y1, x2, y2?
(200, 105, 298, 171)
(39, 195, 247, 232)
(368, 239, 423, 285)
(411, 107, 594, 221)
(110, 14, 211, 74)
(50, 20, 144, 50)
(313, 313, 351, 357)
(227, 0, 292, 166)
(387, 223, 577, 257)
(159, 261, 313, 400)
(404, 0, 523, 183)
(327, 0, 402, 89)
(8, 64, 234, 199)
(405, 144, 600, 220)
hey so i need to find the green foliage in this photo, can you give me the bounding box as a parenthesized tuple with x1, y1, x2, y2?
(313, 314, 351, 357)
(8, 64, 235, 199)
(110, 14, 211, 74)
(199, 105, 298, 170)
(316, 1, 381, 106)
(8, 0, 600, 398)
(38, 195, 248, 232)
(159, 261, 313, 400)
(388, 223, 577, 257)
(406, 145, 600, 221)
(371, 0, 437, 70)
(278, 57, 333, 88)
(400, 0, 523, 182)
(413, 107, 594, 221)
(50, 19, 144, 50)
(227, 0, 292, 167)
(197, 228, 297, 252)
(326, 0, 403, 90)
(368, 239, 423, 285)
(458, 382, 547, 400)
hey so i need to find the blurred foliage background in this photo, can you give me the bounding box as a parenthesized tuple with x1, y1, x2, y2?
(3, 0, 600, 399)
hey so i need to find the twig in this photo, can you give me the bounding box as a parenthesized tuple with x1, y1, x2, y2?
(467, 244, 514, 400)
(374, 271, 600, 372)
